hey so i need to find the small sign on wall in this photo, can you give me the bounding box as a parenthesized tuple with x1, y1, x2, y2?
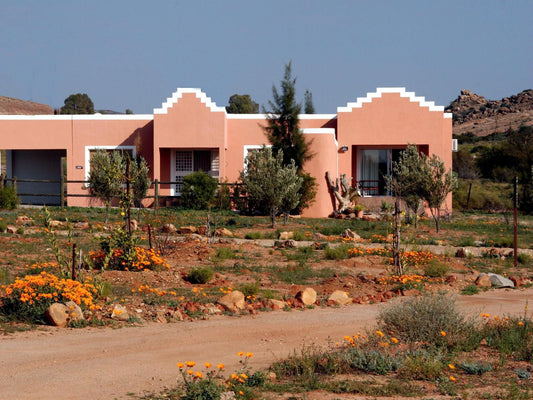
(76, 166, 83, 169)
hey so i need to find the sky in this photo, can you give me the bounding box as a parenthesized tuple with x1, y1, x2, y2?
(1, 0, 532, 114)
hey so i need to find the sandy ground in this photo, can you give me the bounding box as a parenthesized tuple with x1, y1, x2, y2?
(1, 287, 532, 400)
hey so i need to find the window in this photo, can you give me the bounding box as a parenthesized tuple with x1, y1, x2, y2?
(171, 149, 219, 195)
(84, 145, 136, 183)
(357, 148, 403, 196)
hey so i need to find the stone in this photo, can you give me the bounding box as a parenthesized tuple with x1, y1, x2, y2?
(488, 273, 515, 288)
(361, 213, 380, 222)
(295, 287, 317, 306)
(327, 290, 352, 305)
(73, 221, 89, 230)
(111, 304, 130, 321)
(6, 225, 17, 234)
(313, 232, 328, 241)
(473, 240, 484, 247)
(475, 274, 492, 288)
(509, 276, 521, 287)
(275, 240, 296, 249)
(217, 290, 245, 313)
(278, 231, 294, 241)
(45, 303, 70, 327)
(129, 219, 138, 231)
(162, 223, 177, 233)
(455, 247, 471, 258)
(445, 275, 458, 283)
(64, 301, 84, 322)
(215, 227, 233, 237)
(15, 216, 33, 226)
(179, 226, 197, 234)
(341, 228, 360, 241)
(196, 226, 207, 235)
(266, 299, 286, 310)
(48, 220, 66, 228)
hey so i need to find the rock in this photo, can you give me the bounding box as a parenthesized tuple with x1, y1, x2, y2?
(162, 223, 177, 233)
(327, 290, 352, 305)
(445, 275, 458, 283)
(266, 299, 286, 310)
(488, 273, 515, 288)
(473, 240, 484, 247)
(313, 232, 328, 241)
(73, 221, 89, 230)
(361, 213, 380, 222)
(217, 290, 245, 313)
(48, 220, 66, 228)
(509, 276, 521, 287)
(155, 311, 168, 323)
(341, 228, 360, 241)
(6, 225, 17, 234)
(348, 213, 356, 219)
(455, 247, 471, 258)
(45, 303, 69, 327)
(295, 287, 317, 306)
(201, 305, 222, 315)
(275, 240, 296, 248)
(215, 227, 233, 237)
(111, 304, 130, 321)
(475, 274, 492, 288)
(278, 231, 294, 241)
(179, 226, 197, 234)
(64, 301, 84, 322)
(129, 219, 138, 231)
(15, 216, 33, 226)
(196, 226, 207, 235)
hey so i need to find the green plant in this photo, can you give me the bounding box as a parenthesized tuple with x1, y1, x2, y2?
(378, 293, 479, 350)
(244, 232, 262, 240)
(0, 220, 7, 232)
(482, 317, 533, 361)
(343, 348, 401, 375)
(214, 246, 236, 260)
(459, 361, 492, 375)
(181, 171, 218, 210)
(186, 267, 214, 284)
(0, 185, 19, 210)
(239, 282, 260, 298)
(398, 349, 445, 380)
(422, 259, 450, 278)
(517, 253, 532, 265)
(324, 244, 352, 260)
(461, 284, 480, 295)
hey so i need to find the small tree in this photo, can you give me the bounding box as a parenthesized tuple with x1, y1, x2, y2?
(240, 147, 302, 228)
(304, 89, 315, 114)
(421, 155, 457, 233)
(130, 157, 151, 209)
(60, 93, 95, 114)
(88, 150, 124, 222)
(181, 171, 218, 210)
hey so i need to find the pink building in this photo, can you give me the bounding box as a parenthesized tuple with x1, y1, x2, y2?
(0, 87, 452, 217)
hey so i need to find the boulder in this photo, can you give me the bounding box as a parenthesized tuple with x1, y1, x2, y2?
(73, 221, 89, 230)
(162, 223, 177, 233)
(65, 301, 84, 322)
(196, 226, 207, 235)
(475, 274, 492, 288)
(266, 299, 287, 310)
(361, 213, 380, 222)
(278, 231, 294, 241)
(179, 226, 197, 234)
(48, 220, 66, 228)
(129, 219, 138, 231)
(455, 247, 472, 258)
(275, 240, 296, 249)
(6, 225, 17, 234)
(15, 216, 33, 226)
(45, 303, 69, 327)
(313, 232, 329, 241)
(295, 287, 317, 306)
(111, 304, 130, 321)
(327, 290, 352, 305)
(217, 290, 245, 313)
(488, 273, 515, 288)
(215, 227, 233, 238)
(341, 228, 360, 241)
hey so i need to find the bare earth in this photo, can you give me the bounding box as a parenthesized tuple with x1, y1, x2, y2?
(2, 288, 532, 400)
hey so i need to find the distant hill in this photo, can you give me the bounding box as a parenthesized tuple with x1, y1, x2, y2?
(0, 96, 54, 115)
(446, 89, 533, 137)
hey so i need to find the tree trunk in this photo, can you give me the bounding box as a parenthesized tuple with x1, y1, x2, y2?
(270, 209, 277, 228)
(283, 212, 289, 225)
(393, 198, 402, 276)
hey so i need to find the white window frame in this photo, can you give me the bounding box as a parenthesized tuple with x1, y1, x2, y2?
(170, 149, 220, 196)
(243, 144, 272, 170)
(84, 145, 136, 184)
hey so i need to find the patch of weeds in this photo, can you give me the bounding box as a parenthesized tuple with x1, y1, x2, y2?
(283, 246, 316, 264)
(214, 246, 236, 261)
(275, 264, 315, 285)
(0, 267, 11, 285)
(244, 232, 262, 240)
(324, 243, 352, 260)
(0, 220, 7, 232)
(459, 361, 492, 375)
(238, 282, 260, 298)
(514, 368, 531, 379)
(422, 259, 450, 278)
(185, 267, 214, 284)
(260, 289, 279, 299)
(343, 348, 401, 375)
(482, 317, 533, 361)
(437, 379, 457, 396)
(517, 253, 532, 266)
(461, 284, 480, 295)
(328, 378, 421, 396)
(398, 349, 445, 380)
(68, 319, 89, 328)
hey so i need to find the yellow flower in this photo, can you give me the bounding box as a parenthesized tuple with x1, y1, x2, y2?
(240, 373, 248, 379)
(237, 351, 244, 357)
(205, 362, 212, 368)
(195, 371, 203, 378)
(217, 363, 225, 370)
(440, 331, 447, 337)
(448, 364, 455, 370)
(375, 330, 384, 337)
(391, 337, 399, 344)
(185, 361, 196, 368)
(449, 375, 456, 382)
(177, 362, 185, 369)
(186, 370, 194, 375)
(246, 352, 253, 358)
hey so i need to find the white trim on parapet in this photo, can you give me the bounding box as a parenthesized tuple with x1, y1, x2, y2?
(337, 87, 451, 117)
(153, 88, 226, 114)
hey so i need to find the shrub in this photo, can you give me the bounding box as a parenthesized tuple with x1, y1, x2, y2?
(186, 267, 214, 284)
(0, 220, 7, 232)
(324, 244, 352, 260)
(459, 361, 492, 375)
(517, 253, 532, 265)
(482, 317, 533, 362)
(343, 348, 401, 375)
(0, 272, 97, 324)
(181, 171, 218, 210)
(238, 282, 260, 298)
(398, 349, 445, 380)
(461, 284, 480, 295)
(422, 259, 450, 278)
(0, 185, 19, 210)
(378, 293, 478, 350)
(215, 247, 236, 260)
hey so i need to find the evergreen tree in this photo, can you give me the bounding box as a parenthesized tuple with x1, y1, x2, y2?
(304, 89, 315, 114)
(60, 93, 95, 114)
(226, 94, 259, 114)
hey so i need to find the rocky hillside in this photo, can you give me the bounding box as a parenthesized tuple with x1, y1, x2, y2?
(0, 96, 53, 115)
(446, 89, 533, 137)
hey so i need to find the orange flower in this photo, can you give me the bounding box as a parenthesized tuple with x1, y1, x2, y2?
(237, 351, 244, 357)
(217, 363, 225, 370)
(245, 352, 253, 358)
(185, 361, 196, 368)
(204, 362, 212, 368)
(177, 362, 185, 369)
(440, 331, 447, 337)
(375, 330, 385, 337)
(449, 375, 456, 382)
(448, 364, 455, 370)
(391, 337, 399, 344)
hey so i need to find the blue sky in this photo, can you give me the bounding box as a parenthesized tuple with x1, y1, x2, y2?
(1, 0, 531, 114)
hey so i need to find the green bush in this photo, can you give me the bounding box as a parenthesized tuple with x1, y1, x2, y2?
(181, 171, 218, 210)
(343, 348, 401, 375)
(378, 294, 479, 350)
(238, 282, 260, 297)
(0, 220, 7, 232)
(324, 244, 352, 260)
(422, 259, 450, 278)
(186, 267, 214, 284)
(0, 185, 19, 210)
(398, 349, 445, 380)
(215, 246, 236, 260)
(459, 361, 492, 375)
(482, 318, 533, 361)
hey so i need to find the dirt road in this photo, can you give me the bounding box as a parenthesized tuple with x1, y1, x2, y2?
(2, 288, 532, 400)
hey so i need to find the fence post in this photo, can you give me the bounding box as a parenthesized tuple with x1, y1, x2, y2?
(13, 176, 17, 192)
(0, 173, 4, 189)
(60, 170, 65, 207)
(154, 179, 159, 210)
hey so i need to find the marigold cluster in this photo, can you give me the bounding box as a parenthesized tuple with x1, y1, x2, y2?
(377, 274, 444, 285)
(1, 271, 97, 309)
(89, 246, 169, 271)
